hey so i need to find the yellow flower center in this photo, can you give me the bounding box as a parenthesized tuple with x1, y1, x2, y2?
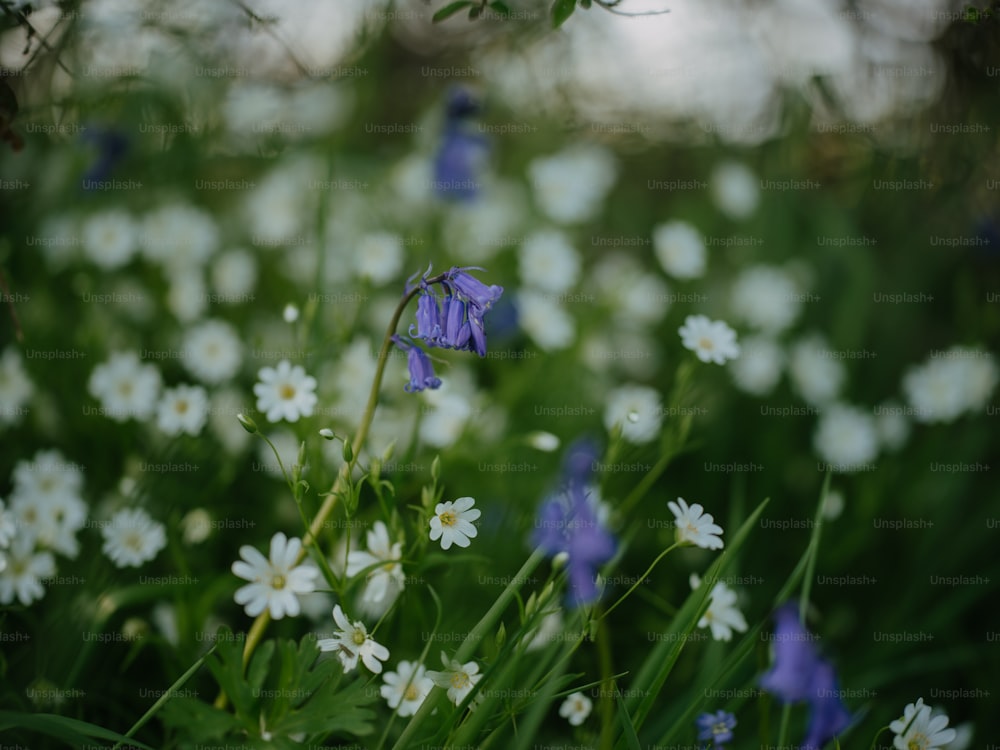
(439, 510, 457, 527)
(699, 337, 714, 351)
(118, 381, 134, 397)
(175, 399, 189, 414)
(908, 734, 927, 750)
(352, 629, 367, 646)
(451, 671, 470, 690)
(271, 574, 286, 590)
(404, 683, 421, 701)
(124, 532, 144, 551)
(279, 384, 296, 400)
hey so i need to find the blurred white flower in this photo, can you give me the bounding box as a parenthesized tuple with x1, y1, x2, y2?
(711, 161, 760, 220)
(0, 537, 55, 605)
(245, 159, 317, 246)
(223, 83, 285, 136)
(210, 388, 254, 455)
(88, 351, 162, 422)
(355, 232, 404, 284)
(419, 391, 473, 449)
(426, 653, 483, 707)
(157, 384, 209, 436)
(81, 210, 137, 269)
(679, 315, 741, 365)
(730, 265, 802, 333)
(0, 499, 15, 549)
(381, 660, 434, 717)
(166, 270, 208, 323)
(519, 229, 581, 293)
(11, 490, 86, 559)
(528, 143, 617, 224)
(211, 249, 258, 304)
(591, 254, 670, 328)
(254, 360, 318, 423)
(443, 180, 527, 262)
(604, 384, 662, 445)
(821, 489, 844, 521)
(347, 521, 405, 609)
(180, 508, 212, 545)
(182, 320, 243, 384)
(101, 508, 167, 569)
(690, 573, 747, 641)
(728, 335, 784, 396)
(559, 692, 593, 726)
(901, 348, 997, 423)
(788, 335, 845, 406)
(875, 401, 910, 451)
(517, 290, 575, 351)
(0, 348, 33, 427)
(141, 204, 218, 271)
(814, 403, 879, 470)
(653, 220, 706, 280)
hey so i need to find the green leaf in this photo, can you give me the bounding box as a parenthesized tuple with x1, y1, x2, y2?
(551, 0, 577, 27)
(432, 0, 474, 22)
(615, 685, 642, 750)
(160, 698, 243, 740)
(0, 711, 157, 750)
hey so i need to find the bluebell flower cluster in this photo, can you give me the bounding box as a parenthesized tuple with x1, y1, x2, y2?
(533, 438, 615, 607)
(760, 602, 852, 749)
(696, 709, 736, 747)
(433, 87, 489, 201)
(394, 266, 503, 392)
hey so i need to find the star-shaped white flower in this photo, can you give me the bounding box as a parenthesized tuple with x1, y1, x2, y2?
(426, 652, 483, 707)
(890, 699, 957, 750)
(347, 521, 405, 607)
(318, 604, 390, 674)
(559, 691, 593, 726)
(232, 532, 318, 619)
(429, 497, 480, 550)
(101, 508, 167, 568)
(678, 314, 740, 365)
(690, 574, 748, 641)
(253, 360, 318, 423)
(380, 660, 434, 716)
(668, 497, 724, 550)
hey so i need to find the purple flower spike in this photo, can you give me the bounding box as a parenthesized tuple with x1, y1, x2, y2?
(801, 660, 852, 749)
(759, 602, 823, 703)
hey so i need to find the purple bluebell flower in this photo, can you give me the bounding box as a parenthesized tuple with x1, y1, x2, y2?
(409, 293, 442, 343)
(561, 436, 602, 485)
(440, 295, 472, 350)
(444, 266, 504, 314)
(534, 482, 616, 607)
(392, 336, 442, 393)
(801, 660, 852, 749)
(759, 602, 823, 703)
(81, 126, 129, 186)
(696, 710, 736, 746)
(434, 87, 488, 201)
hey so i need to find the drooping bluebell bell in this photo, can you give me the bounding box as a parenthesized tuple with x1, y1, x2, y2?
(443, 266, 503, 315)
(696, 710, 737, 747)
(561, 436, 602, 485)
(392, 336, 442, 393)
(533, 480, 616, 607)
(433, 87, 489, 202)
(760, 602, 853, 750)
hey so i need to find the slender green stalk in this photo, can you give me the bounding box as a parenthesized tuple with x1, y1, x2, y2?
(599, 543, 679, 621)
(597, 617, 615, 750)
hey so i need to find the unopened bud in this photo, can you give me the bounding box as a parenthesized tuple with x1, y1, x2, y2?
(236, 413, 258, 434)
(319, 428, 336, 440)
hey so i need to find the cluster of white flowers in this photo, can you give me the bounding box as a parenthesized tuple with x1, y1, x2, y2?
(518, 229, 581, 293)
(902, 347, 998, 423)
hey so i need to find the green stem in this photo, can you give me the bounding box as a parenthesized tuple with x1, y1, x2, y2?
(390, 548, 547, 750)
(597, 617, 615, 750)
(599, 543, 679, 621)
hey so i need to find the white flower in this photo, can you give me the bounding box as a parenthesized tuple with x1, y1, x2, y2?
(728, 335, 784, 396)
(282, 303, 299, 324)
(347, 521, 405, 608)
(890, 698, 956, 750)
(822, 489, 845, 521)
(442, 179, 527, 262)
(244, 160, 315, 246)
(591, 254, 669, 327)
(419, 391, 474, 449)
(355, 232, 404, 284)
(182, 320, 243, 384)
(180, 509, 212, 545)
(334, 337, 378, 408)
(653, 221, 706, 280)
(519, 229, 581, 293)
(788, 335, 845, 406)
(88, 351, 162, 422)
(318, 604, 390, 674)
(166, 269, 208, 323)
(690, 573, 748, 641)
(0, 537, 56, 605)
(526, 431, 561, 452)
(11, 449, 84, 505)
(81, 209, 137, 269)
(426, 652, 483, 706)
(101, 508, 167, 569)
(224, 83, 284, 136)
(875, 401, 910, 451)
(0, 499, 15, 548)
(814, 403, 879, 471)
(381, 661, 434, 717)
(668, 498, 724, 550)
(517, 290, 576, 351)
(903, 348, 998, 423)
(157, 384, 209, 436)
(209, 388, 254, 455)
(11, 492, 86, 559)
(0, 348, 33, 427)
(679, 315, 741, 365)
(141, 203, 218, 271)
(711, 161, 760, 220)
(254, 360, 318, 423)
(730, 266, 802, 333)
(604, 384, 663, 445)
(528, 143, 617, 224)
(429, 497, 480, 550)
(559, 691, 593, 726)
(232, 532, 318, 619)
(211, 249, 258, 303)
